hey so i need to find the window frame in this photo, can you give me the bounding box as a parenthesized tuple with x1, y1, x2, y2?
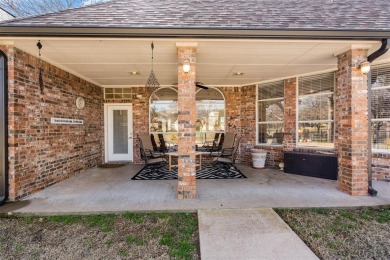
(371, 65, 390, 153)
(256, 80, 285, 146)
(149, 87, 178, 135)
(296, 73, 335, 149)
(195, 87, 226, 145)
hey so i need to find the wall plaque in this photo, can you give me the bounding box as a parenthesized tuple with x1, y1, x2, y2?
(51, 118, 84, 125)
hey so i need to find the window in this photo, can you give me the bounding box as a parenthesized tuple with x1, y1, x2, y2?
(297, 73, 334, 148)
(257, 80, 284, 145)
(196, 88, 225, 145)
(149, 87, 178, 145)
(104, 88, 132, 99)
(371, 64, 390, 152)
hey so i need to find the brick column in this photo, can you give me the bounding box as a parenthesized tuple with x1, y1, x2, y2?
(335, 49, 369, 196)
(177, 43, 197, 199)
(283, 78, 297, 151)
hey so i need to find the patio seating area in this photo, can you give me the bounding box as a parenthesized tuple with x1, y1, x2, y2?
(1, 164, 389, 214)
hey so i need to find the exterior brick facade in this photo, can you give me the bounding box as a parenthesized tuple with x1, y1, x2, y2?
(1, 46, 103, 201)
(335, 49, 369, 196)
(239, 85, 257, 164)
(177, 46, 197, 199)
(372, 153, 390, 180)
(283, 78, 297, 151)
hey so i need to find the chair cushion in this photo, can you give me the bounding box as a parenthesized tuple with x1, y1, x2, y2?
(148, 158, 166, 164)
(213, 157, 231, 163)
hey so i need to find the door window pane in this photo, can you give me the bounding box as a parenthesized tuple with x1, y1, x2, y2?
(113, 110, 128, 154)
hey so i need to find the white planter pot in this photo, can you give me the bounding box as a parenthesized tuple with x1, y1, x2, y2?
(250, 149, 267, 169)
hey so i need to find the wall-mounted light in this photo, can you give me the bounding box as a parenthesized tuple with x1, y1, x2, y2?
(360, 61, 371, 74)
(182, 60, 191, 73)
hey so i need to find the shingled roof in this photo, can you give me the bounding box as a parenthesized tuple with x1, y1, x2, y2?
(1, 0, 389, 31)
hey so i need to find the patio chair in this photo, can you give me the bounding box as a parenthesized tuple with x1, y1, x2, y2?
(197, 133, 224, 152)
(138, 136, 167, 175)
(158, 133, 170, 152)
(138, 133, 165, 159)
(212, 136, 244, 176)
(150, 134, 159, 152)
(209, 132, 235, 157)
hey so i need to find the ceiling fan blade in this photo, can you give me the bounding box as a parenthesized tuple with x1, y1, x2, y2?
(173, 82, 209, 90)
(195, 83, 209, 90)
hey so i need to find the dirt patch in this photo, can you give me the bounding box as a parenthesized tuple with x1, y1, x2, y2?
(0, 212, 199, 259)
(276, 206, 390, 259)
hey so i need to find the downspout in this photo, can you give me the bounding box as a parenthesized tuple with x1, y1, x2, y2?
(366, 38, 390, 197)
(0, 50, 8, 206)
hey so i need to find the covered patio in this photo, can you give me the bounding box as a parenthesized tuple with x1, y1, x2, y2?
(1, 164, 389, 214)
(1, 0, 390, 203)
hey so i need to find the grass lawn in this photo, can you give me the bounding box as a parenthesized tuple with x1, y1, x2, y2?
(0, 212, 199, 259)
(276, 206, 390, 259)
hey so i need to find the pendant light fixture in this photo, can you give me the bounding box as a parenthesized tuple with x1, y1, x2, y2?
(145, 42, 160, 96)
(37, 40, 44, 94)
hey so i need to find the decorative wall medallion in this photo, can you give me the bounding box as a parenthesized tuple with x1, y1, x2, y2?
(76, 97, 85, 110)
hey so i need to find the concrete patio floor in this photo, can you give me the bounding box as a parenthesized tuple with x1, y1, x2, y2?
(1, 164, 389, 214)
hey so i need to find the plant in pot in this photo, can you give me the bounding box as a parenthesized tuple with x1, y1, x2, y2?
(278, 160, 284, 171)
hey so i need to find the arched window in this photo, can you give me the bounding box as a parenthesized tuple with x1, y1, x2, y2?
(149, 87, 178, 147)
(196, 87, 225, 145)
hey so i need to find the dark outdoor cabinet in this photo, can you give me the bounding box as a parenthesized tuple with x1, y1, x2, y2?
(284, 152, 338, 180)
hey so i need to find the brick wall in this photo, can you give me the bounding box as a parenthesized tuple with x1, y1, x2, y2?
(372, 153, 390, 180)
(177, 46, 197, 199)
(283, 78, 297, 151)
(335, 49, 369, 195)
(1, 46, 103, 200)
(239, 85, 257, 164)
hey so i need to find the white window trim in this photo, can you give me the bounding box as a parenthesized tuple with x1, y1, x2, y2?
(371, 83, 390, 153)
(256, 82, 285, 145)
(296, 73, 335, 148)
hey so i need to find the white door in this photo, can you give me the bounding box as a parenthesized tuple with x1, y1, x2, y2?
(105, 104, 133, 162)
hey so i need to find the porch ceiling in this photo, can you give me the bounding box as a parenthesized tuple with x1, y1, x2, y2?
(5, 38, 390, 87)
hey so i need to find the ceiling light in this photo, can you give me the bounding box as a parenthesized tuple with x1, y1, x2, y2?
(233, 72, 244, 76)
(145, 42, 160, 95)
(129, 71, 140, 76)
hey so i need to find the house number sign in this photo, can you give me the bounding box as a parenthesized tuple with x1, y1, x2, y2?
(51, 118, 84, 125)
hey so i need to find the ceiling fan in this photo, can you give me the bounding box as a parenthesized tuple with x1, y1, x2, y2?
(172, 82, 209, 90)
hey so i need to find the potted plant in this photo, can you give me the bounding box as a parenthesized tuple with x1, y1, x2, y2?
(278, 160, 284, 171)
(250, 148, 268, 169)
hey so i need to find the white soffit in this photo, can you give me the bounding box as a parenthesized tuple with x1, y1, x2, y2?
(5, 38, 386, 87)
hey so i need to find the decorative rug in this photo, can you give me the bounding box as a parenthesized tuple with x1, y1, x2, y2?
(98, 163, 127, 168)
(131, 164, 247, 180)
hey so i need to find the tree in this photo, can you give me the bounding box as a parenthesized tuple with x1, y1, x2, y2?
(0, 0, 107, 18)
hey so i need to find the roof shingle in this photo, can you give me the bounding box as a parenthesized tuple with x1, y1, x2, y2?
(1, 0, 389, 31)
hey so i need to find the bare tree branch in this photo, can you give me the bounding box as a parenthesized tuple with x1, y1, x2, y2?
(0, 0, 106, 17)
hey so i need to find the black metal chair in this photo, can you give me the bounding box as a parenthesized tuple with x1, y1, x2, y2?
(150, 134, 160, 152)
(138, 136, 167, 176)
(209, 132, 235, 157)
(158, 133, 172, 152)
(212, 136, 243, 176)
(138, 133, 165, 159)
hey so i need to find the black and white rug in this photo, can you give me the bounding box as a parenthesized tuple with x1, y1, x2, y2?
(131, 164, 247, 180)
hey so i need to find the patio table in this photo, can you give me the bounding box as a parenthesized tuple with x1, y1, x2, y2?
(166, 151, 209, 171)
